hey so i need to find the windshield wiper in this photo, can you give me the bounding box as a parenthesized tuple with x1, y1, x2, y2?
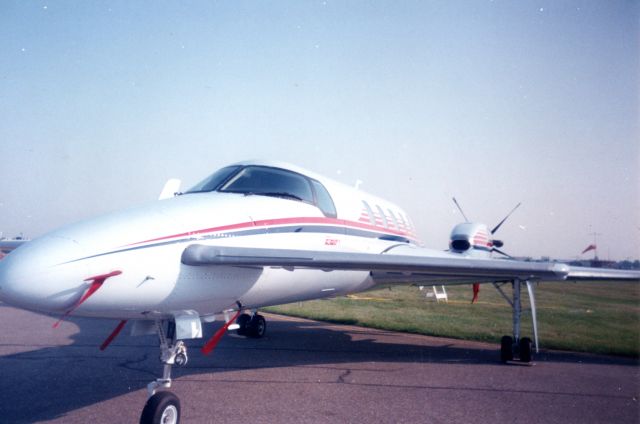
(254, 192, 303, 201)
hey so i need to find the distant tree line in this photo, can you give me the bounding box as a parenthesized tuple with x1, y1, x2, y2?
(567, 259, 640, 269)
(616, 260, 640, 270)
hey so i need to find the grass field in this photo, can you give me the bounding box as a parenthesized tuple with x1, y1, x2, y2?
(265, 281, 640, 357)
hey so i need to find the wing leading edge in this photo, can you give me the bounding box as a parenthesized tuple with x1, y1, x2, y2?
(180, 244, 640, 284)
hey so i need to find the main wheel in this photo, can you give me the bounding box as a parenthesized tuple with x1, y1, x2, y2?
(519, 337, 533, 363)
(500, 335, 513, 363)
(247, 314, 266, 338)
(140, 391, 180, 424)
(236, 313, 251, 336)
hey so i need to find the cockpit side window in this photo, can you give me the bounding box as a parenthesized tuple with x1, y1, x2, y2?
(220, 166, 314, 203)
(185, 166, 240, 193)
(311, 179, 337, 218)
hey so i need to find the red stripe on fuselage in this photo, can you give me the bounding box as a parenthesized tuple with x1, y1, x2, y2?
(124, 216, 418, 247)
(125, 221, 257, 247)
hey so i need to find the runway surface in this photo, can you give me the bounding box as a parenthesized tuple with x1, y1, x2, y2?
(0, 302, 638, 424)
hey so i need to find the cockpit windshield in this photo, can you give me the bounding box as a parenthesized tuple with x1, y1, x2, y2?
(220, 166, 314, 203)
(185, 165, 240, 193)
(184, 164, 337, 217)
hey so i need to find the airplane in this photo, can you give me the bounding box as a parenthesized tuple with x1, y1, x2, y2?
(0, 159, 637, 424)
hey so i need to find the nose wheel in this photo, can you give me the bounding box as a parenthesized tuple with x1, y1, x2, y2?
(140, 391, 180, 424)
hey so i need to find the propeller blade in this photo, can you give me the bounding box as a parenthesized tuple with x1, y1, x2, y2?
(452, 197, 470, 222)
(492, 247, 512, 258)
(491, 202, 521, 234)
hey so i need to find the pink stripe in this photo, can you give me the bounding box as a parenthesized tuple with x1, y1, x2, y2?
(125, 216, 419, 247)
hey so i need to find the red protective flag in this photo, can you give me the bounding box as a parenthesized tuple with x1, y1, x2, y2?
(581, 244, 596, 254)
(471, 283, 480, 304)
(201, 310, 241, 355)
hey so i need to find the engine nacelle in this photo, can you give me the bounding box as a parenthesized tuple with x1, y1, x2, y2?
(449, 222, 492, 255)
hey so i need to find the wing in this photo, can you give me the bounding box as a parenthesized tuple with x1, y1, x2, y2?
(181, 244, 640, 284)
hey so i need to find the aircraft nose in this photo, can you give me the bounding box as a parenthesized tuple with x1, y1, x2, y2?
(0, 236, 89, 312)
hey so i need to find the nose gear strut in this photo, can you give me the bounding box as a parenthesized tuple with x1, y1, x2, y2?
(146, 320, 188, 396)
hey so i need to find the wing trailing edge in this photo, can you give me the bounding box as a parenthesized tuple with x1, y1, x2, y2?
(565, 266, 640, 280)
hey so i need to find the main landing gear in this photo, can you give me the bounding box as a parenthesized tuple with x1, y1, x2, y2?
(235, 312, 267, 338)
(140, 320, 186, 424)
(494, 278, 539, 364)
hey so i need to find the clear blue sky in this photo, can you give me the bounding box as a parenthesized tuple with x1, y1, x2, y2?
(1, 1, 638, 260)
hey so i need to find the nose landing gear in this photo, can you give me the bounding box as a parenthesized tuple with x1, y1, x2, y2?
(140, 320, 188, 424)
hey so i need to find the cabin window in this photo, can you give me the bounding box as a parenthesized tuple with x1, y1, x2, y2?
(375, 205, 388, 228)
(387, 209, 399, 229)
(220, 166, 314, 203)
(311, 180, 337, 218)
(396, 212, 406, 230)
(185, 165, 241, 193)
(362, 201, 375, 225)
(405, 214, 416, 232)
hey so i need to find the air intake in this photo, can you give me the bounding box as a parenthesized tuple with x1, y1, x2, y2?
(451, 239, 471, 251)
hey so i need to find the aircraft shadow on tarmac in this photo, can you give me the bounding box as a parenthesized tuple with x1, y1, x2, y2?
(0, 306, 637, 423)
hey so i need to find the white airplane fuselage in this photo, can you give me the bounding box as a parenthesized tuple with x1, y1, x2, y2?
(0, 161, 457, 320)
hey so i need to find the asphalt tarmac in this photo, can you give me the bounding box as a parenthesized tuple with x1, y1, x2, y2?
(0, 302, 638, 424)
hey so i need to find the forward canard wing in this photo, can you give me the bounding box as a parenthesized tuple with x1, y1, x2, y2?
(181, 244, 640, 284)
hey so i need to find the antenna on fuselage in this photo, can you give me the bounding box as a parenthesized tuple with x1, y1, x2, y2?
(452, 197, 470, 223)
